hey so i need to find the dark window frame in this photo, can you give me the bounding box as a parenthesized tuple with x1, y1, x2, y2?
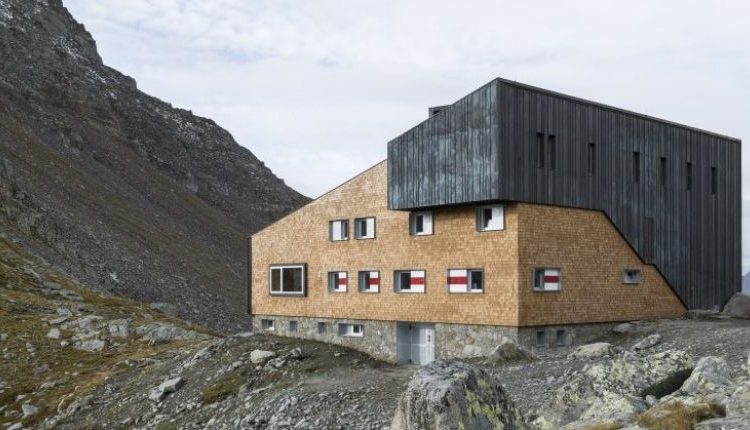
(532, 267, 562, 292)
(587, 142, 596, 176)
(394, 269, 426, 293)
(329, 219, 349, 241)
(409, 211, 434, 236)
(269, 264, 307, 296)
(446, 268, 485, 294)
(354, 216, 376, 240)
(358, 270, 380, 293)
(622, 269, 642, 285)
(327, 271, 348, 293)
(475, 204, 505, 232)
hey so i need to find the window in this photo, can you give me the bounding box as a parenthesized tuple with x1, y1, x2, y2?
(660, 157, 667, 187)
(261, 319, 274, 331)
(328, 271, 347, 293)
(269, 265, 305, 295)
(447, 269, 484, 293)
(358, 271, 380, 293)
(537, 132, 545, 168)
(711, 167, 717, 195)
(476, 205, 504, 231)
(623, 269, 642, 284)
(354, 217, 376, 239)
(587, 143, 596, 175)
(329, 220, 348, 241)
(394, 270, 425, 293)
(533, 268, 561, 292)
(317, 322, 327, 335)
(556, 329, 568, 347)
(686, 162, 692, 191)
(633, 152, 640, 183)
(548, 135, 556, 170)
(536, 330, 547, 348)
(289, 320, 298, 332)
(338, 323, 364, 337)
(409, 211, 433, 235)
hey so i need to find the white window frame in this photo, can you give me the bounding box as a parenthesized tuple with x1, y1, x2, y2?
(394, 270, 426, 293)
(476, 204, 505, 232)
(354, 217, 376, 239)
(338, 323, 364, 338)
(329, 219, 349, 241)
(409, 211, 434, 236)
(328, 271, 348, 293)
(447, 268, 484, 293)
(358, 271, 380, 293)
(533, 267, 561, 292)
(269, 264, 306, 296)
(622, 269, 642, 284)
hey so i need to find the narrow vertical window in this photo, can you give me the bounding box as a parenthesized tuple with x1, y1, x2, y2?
(660, 157, 667, 187)
(686, 162, 692, 191)
(711, 166, 717, 195)
(633, 152, 640, 183)
(587, 143, 595, 175)
(548, 135, 556, 170)
(537, 133, 545, 168)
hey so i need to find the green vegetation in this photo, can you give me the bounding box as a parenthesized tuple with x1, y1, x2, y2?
(637, 400, 725, 430)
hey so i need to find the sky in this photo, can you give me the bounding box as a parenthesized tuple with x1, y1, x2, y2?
(63, 1, 750, 273)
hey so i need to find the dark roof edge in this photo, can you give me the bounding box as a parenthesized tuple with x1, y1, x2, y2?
(493, 77, 741, 143)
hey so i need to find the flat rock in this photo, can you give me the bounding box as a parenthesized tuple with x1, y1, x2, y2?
(136, 323, 205, 344)
(686, 309, 728, 320)
(46, 328, 61, 339)
(632, 334, 662, 351)
(612, 322, 634, 334)
(250, 350, 276, 365)
(723, 293, 750, 319)
(75, 339, 105, 352)
(149, 302, 178, 316)
(568, 342, 619, 359)
(22, 403, 38, 417)
(108, 319, 130, 338)
(484, 336, 535, 364)
(159, 377, 185, 394)
(391, 360, 526, 430)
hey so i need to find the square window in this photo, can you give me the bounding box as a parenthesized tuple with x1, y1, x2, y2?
(329, 220, 349, 241)
(556, 329, 567, 347)
(328, 271, 347, 293)
(623, 269, 642, 284)
(448, 269, 484, 293)
(533, 268, 561, 292)
(476, 205, 504, 231)
(354, 217, 376, 239)
(536, 330, 547, 348)
(395, 270, 425, 293)
(358, 271, 380, 293)
(338, 323, 364, 337)
(317, 322, 327, 335)
(289, 320, 298, 332)
(261, 319, 274, 331)
(269, 265, 306, 295)
(409, 211, 433, 235)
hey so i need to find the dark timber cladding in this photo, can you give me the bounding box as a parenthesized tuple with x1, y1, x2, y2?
(387, 78, 741, 310)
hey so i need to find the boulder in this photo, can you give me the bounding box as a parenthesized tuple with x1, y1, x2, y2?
(484, 336, 535, 364)
(532, 350, 693, 428)
(612, 322, 634, 334)
(150, 377, 185, 402)
(727, 382, 750, 417)
(250, 350, 276, 365)
(46, 328, 61, 339)
(632, 334, 662, 351)
(568, 342, 619, 359)
(7, 423, 22, 430)
(694, 418, 750, 430)
(108, 319, 130, 338)
(391, 360, 526, 430)
(74, 339, 105, 352)
(671, 356, 735, 399)
(22, 403, 38, 417)
(723, 293, 750, 319)
(149, 302, 178, 316)
(135, 323, 205, 344)
(0, 333, 7, 341)
(686, 309, 726, 320)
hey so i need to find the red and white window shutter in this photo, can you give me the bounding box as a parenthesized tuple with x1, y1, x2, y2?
(367, 271, 379, 292)
(542, 268, 561, 291)
(332, 271, 347, 292)
(448, 269, 468, 293)
(410, 270, 425, 292)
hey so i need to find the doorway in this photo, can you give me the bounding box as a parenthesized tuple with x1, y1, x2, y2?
(396, 322, 435, 365)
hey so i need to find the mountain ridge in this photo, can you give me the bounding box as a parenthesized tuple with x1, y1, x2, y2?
(0, 0, 310, 332)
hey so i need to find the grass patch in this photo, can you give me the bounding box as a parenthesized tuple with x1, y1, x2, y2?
(637, 400, 725, 430)
(580, 423, 622, 430)
(201, 369, 248, 404)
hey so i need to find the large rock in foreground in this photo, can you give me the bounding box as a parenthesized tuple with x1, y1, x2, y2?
(391, 360, 526, 430)
(723, 293, 750, 319)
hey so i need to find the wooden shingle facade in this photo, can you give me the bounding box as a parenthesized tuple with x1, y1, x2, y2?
(388, 78, 741, 310)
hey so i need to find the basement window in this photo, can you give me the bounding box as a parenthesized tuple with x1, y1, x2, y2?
(338, 323, 364, 338)
(329, 220, 349, 241)
(536, 330, 547, 348)
(328, 271, 347, 293)
(269, 265, 305, 296)
(476, 204, 504, 231)
(556, 329, 568, 347)
(533, 268, 561, 292)
(317, 322, 327, 335)
(261, 319, 274, 331)
(289, 320, 298, 332)
(711, 166, 717, 195)
(394, 270, 426, 293)
(447, 269, 484, 293)
(622, 269, 642, 285)
(358, 271, 380, 293)
(354, 217, 376, 239)
(409, 211, 434, 235)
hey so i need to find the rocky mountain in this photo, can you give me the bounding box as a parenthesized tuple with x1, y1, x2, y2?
(0, 0, 309, 332)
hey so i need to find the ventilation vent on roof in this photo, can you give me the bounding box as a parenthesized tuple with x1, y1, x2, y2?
(428, 105, 450, 117)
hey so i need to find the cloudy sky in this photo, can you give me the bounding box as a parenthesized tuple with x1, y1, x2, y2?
(64, 1, 750, 271)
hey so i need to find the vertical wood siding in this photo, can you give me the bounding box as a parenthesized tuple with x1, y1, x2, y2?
(388, 78, 741, 310)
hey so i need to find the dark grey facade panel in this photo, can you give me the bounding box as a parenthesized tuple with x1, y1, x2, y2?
(387, 78, 741, 310)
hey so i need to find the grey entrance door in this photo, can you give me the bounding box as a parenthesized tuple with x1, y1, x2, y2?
(396, 322, 435, 364)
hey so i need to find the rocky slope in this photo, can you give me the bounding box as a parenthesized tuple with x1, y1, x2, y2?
(0, 0, 309, 333)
